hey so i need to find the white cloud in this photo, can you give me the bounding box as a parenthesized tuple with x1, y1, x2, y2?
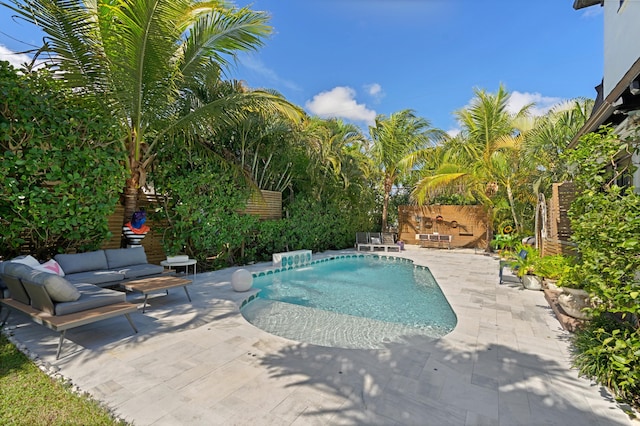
(446, 128, 461, 138)
(305, 86, 377, 125)
(0, 45, 33, 69)
(238, 54, 301, 92)
(507, 91, 564, 117)
(364, 82, 385, 101)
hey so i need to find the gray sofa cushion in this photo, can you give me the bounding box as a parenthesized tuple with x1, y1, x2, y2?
(54, 284, 126, 316)
(33, 273, 80, 303)
(4, 262, 35, 280)
(64, 271, 125, 286)
(2, 263, 33, 304)
(55, 251, 109, 274)
(118, 263, 165, 279)
(105, 247, 148, 269)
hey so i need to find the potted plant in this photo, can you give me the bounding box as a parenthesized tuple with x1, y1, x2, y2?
(556, 265, 591, 320)
(511, 245, 543, 290)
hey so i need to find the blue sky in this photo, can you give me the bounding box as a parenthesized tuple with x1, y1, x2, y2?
(0, 0, 603, 134)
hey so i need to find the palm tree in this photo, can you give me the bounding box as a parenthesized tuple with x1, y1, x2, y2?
(522, 98, 594, 188)
(2, 0, 302, 222)
(369, 109, 445, 231)
(299, 117, 369, 200)
(412, 85, 534, 233)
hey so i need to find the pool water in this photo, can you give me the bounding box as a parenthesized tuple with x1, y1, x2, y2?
(241, 255, 457, 349)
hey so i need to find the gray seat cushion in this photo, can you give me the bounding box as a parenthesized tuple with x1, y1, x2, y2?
(64, 271, 125, 286)
(55, 251, 109, 274)
(105, 247, 148, 269)
(118, 264, 165, 279)
(54, 284, 126, 316)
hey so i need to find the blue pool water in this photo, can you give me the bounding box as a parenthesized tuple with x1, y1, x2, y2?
(241, 255, 457, 348)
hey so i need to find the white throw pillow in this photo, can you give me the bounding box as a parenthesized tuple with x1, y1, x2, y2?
(10, 255, 41, 268)
(33, 259, 66, 277)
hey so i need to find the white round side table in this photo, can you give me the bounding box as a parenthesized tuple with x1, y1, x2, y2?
(160, 258, 197, 279)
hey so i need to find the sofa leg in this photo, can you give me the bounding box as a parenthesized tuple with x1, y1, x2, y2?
(125, 313, 138, 333)
(0, 306, 10, 328)
(56, 330, 66, 360)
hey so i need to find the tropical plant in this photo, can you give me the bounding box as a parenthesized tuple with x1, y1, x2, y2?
(369, 109, 445, 231)
(510, 244, 540, 278)
(534, 254, 572, 281)
(2, 0, 302, 223)
(563, 125, 640, 408)
(412, 85, 536, 235)
(0, 62, 124, 259)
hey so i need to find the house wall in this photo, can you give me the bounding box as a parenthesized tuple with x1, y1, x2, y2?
(397, 205, 489, 249)
(603, 0, 640, 97)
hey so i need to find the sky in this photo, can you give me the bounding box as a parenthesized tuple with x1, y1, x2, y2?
(0, 0, 604, 134)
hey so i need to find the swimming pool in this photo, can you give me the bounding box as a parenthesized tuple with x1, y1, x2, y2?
(241, 255, 457, 349)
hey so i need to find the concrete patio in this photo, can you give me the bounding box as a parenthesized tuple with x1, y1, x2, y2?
(2, 247, 637, 425)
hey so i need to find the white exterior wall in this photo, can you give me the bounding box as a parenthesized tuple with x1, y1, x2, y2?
(602, 0, 640, 98)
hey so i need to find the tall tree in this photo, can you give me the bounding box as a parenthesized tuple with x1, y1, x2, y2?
(369, 109, 444, 231)
(412, 85, 534, 233)
(2, 0, 301, 222)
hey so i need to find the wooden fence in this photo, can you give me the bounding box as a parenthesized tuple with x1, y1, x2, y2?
(102, 189, 283, 264)
(398, 205, 489, 249)
(540, 182, 577, 257)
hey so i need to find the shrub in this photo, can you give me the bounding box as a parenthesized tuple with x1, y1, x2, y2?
(0, 62, 124, 259)
(572, 315, 640, 407)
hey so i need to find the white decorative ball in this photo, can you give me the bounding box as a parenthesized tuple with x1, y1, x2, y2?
(231, 269, 253, 292)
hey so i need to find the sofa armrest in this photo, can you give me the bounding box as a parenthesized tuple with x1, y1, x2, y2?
(21, 279, 56, 315)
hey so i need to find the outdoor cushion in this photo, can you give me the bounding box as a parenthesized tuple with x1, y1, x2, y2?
(3, 262, 36, 280)
(117, 263, 164, 279)
(64, 270, 125, 286)
(33, 259, 65, 276)
(55, 251, 109, 274)
(29, 269, 80, 302)
(105, 247, 148, 269)
(9, 255, 41, 268)
(53, 284, 126, 316)
(1, 263, 32, 304)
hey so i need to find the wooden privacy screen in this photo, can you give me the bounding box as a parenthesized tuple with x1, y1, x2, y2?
(398, 205, 489, 249)
(102, 190, 283, 264)
(540, 182, 577, 257)
(242, 190, 282, 220)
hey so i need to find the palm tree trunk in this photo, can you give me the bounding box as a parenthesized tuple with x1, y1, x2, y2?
(382, 175, 393, 231)
(123, 180, 139, 226)
(506, 181, 520, 232)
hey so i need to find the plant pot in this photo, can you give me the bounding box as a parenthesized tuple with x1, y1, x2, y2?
(557, 287, 591, 319)
(543, 278, 559, 291)
(522, 274, 543, 290)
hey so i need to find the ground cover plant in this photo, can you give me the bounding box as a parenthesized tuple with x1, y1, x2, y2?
(0, 334, 127, 425)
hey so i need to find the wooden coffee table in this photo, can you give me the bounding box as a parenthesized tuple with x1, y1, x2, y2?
(121, 276, 192, 313)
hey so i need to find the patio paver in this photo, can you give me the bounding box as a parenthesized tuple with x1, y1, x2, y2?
(1, 246, 637, 425)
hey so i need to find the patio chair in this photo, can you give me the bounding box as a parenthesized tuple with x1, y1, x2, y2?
(356, 232, 372, 251)
(499, 249, 527, 284)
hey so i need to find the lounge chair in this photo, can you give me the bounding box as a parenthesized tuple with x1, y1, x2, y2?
(356, 232, 372, 251)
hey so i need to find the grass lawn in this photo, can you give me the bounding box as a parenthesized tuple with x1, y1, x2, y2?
(0, 333, 128, 425)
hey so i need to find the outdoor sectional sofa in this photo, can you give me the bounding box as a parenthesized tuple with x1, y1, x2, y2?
(0, 247, 165, 359)
(54, 247, 165, 288)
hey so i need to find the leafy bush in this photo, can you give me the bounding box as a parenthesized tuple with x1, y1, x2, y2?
(573, 315, 640, 407)
(561, 125, 640, 407)
(0, 62, 124, 259)
(150, 143, 258, 269)
(535, 254, 572, 280)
